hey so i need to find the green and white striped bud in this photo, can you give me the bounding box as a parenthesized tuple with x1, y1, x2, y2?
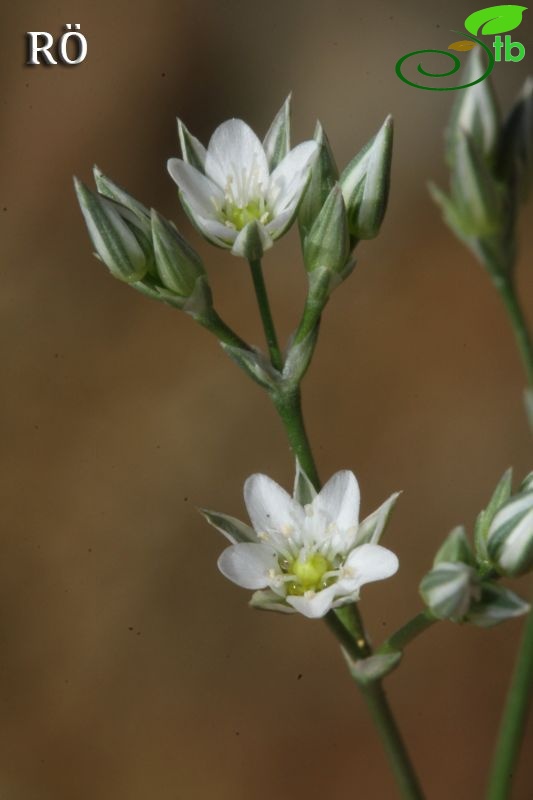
(434, 526, 476, 566)
(263, 94, 291, 171)
(450, 132, 504, 236)
(467, 583, 530, 628)
(487, 489, 533, 576)
(74, 177, 150, 284)
(340, 115, 393, 240)
(151, 210, 205, 298)
(447, 49, 500, 163)
(303, 184, 350, 275)
(474, 468, 513, 562)
(420, 561, 480, 620)
(298, 122, 339, 241)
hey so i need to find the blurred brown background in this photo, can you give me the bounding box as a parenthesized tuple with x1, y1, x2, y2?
(2, 1, 533, 797)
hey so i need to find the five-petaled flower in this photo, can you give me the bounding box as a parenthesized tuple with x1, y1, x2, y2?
(203, 468, 400, 618)
(167, 116, 318, 258)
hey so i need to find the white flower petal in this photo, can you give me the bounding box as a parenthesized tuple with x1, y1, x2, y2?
(244, 474, 305, 537)
(193, 213, 238, 245)
(286, 585, 337, 618)
(314, 470, 360, 531)
(205, 119, 270, 206)
(265, 205, 298, 240)
(168, 159, 224, 219)
(217, 543, 278, 590)
(344, 543, 399, 589)
(267, 141, 318, 214)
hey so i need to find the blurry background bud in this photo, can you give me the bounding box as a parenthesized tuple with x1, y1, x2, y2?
(497, 76, 533, 204)
(303, 184, 349, 275)
(487, 488, 533, 576)
(420, 561, 480, 620)
(263, 94, 291, 171)
(298, 122, 339, 242)
(449, 133, 504, 236)
(446, 49, 500, 163)
(340, 115, 393, 240)
(151, 210, 205, 298)
(433, 526, 475, 566)
(74, 177, 150, 284)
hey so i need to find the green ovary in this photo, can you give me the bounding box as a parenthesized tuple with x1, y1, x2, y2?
(287, 553, 332, 595)
(224, 200, 271, 230)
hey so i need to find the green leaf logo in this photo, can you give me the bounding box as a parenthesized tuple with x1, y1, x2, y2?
(464, 4, 527, 36)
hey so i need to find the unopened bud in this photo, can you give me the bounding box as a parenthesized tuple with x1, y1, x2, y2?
(151, 210, 205, 297)
(487, 489, 533, 576)
(340, 115, 393, 240)
(447, 49, 500, 162)
(298, 121, 339, 241)
(74, 177, 149, 284)
(303, 185, 349, 274)
(420, 562, 480, 620)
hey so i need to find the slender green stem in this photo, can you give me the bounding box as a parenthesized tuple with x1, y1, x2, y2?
(487, 592, 533, 800)
(326, 612, 425, 800)
(362, 684, 425, 800)
(271, 388, 320, 490)
(200, 309, 253, 351)
(379, 611, 437, 654)
(496, 278, 533, 387)
(485, 275, 533, 798)
(248, 258, 283, 371)
(273, 394, 424, 797)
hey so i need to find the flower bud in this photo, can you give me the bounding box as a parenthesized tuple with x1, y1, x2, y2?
(419, 562, 480, 620)
(74, 177, 149, 283)
(298, 122, 339, 241)
(487, 490, 533, 576)
(434, 526, 475, 567)
(474, 468, 513, 562)
(303, 185, 349, 275)
(340, 115, 393, 240)
(467, 583, 530, 628)
(151, 210, 205, 297)
(447, 49, 500, 163)
(449, 132, 504, 236)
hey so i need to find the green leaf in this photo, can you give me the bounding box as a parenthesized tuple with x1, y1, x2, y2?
(464, 5, 527, 36)
(199, 508, 256, 544)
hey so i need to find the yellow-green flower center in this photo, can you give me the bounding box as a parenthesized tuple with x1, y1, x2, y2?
(287, 553, 332, 595)
(223, 200, 271, 230)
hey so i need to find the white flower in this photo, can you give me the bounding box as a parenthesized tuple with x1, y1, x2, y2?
(205, 469, 399, 619)
(167, 117, 318, 258)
